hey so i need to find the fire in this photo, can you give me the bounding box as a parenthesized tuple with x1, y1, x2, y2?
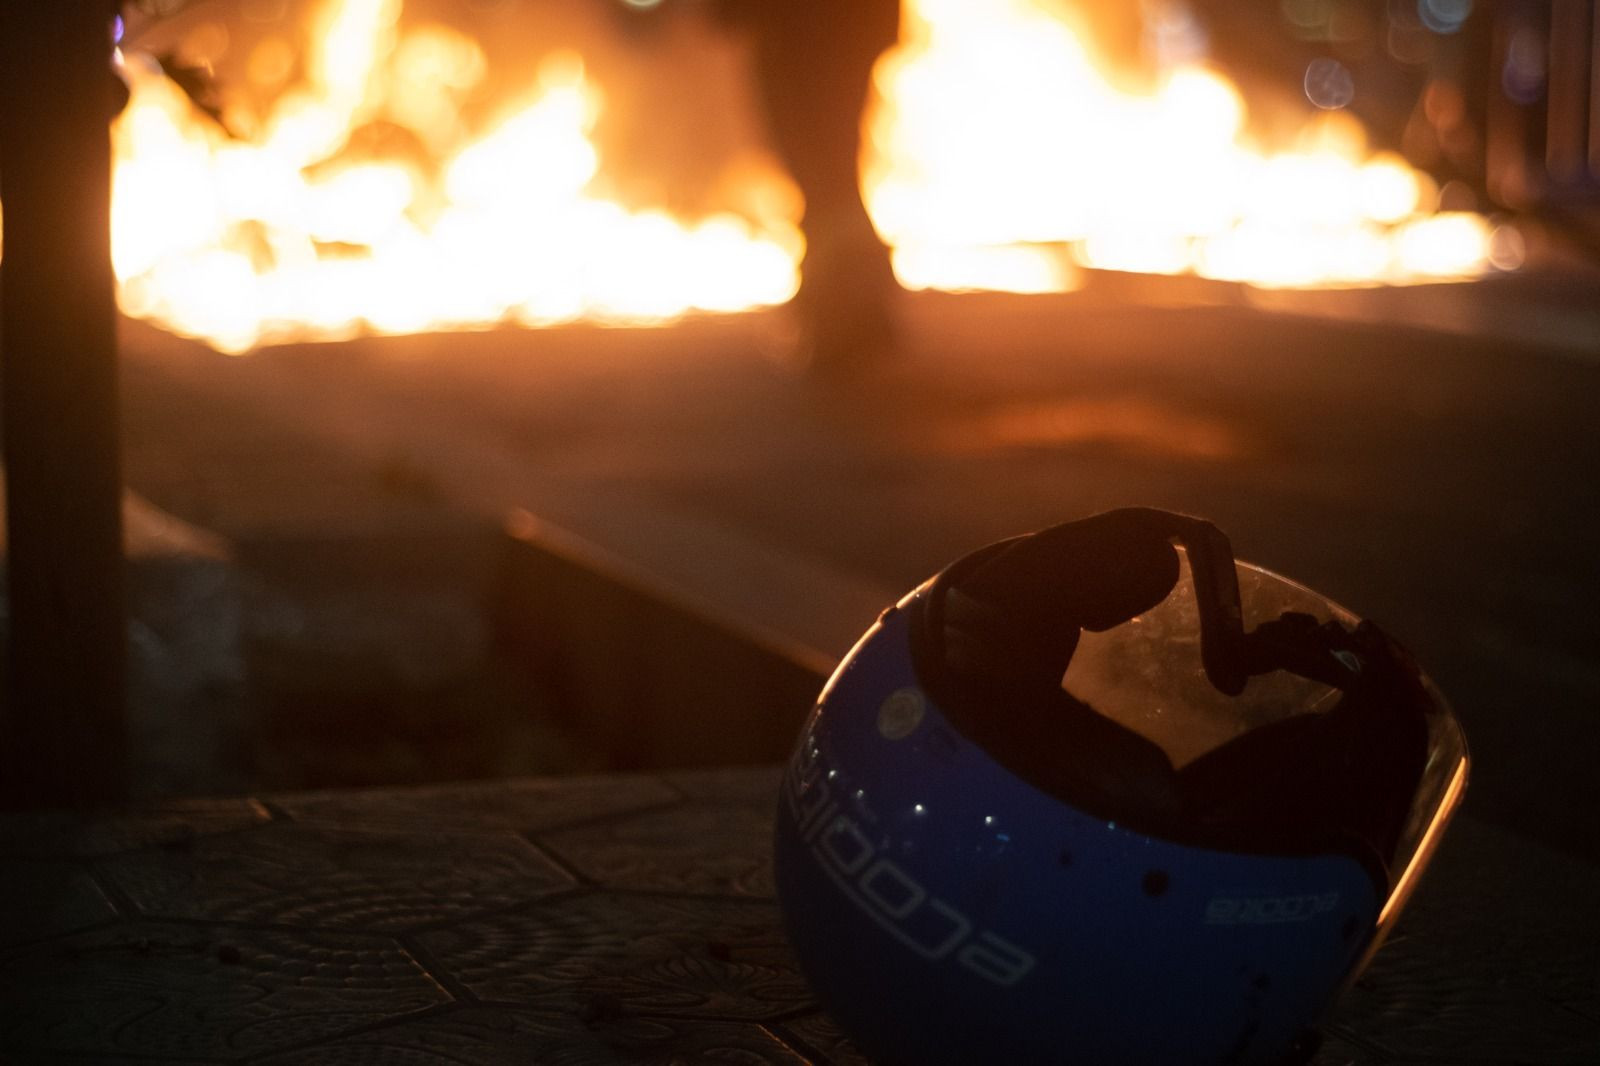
(95, 0, 1509, 352)
(868, 0, 1508, 293)
(110, 0, 802, 353)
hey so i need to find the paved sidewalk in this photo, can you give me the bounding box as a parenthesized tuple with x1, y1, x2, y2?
(1, 767, 1595, 1063)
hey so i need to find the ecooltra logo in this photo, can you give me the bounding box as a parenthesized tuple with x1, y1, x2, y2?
(783, 752, 1037, 987)
(1205, 892, 1341, 925)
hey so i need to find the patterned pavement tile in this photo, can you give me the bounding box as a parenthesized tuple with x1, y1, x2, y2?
(663, 767, 783, 807)
(1325, 817, 1600, 1064)
(0, 1054, 229, 1065)
(769, 1012, 871, 1066)
(98, 822, 575, 934)
(1308, 1030, 1389, 1065)
(0, 861, 118, 950)
(0, 798, 271, 859)
(540, 803, 775, 898)
(1383, 818, 1600, 1025)
(253, 1005, 808, 1065)
(2, 773, 1592, 1063)
(0, 920, 449, 1060)
(1332, 950, 1600, 1065)
(272, 776, 680, 835)
(415, 892, 812, 1022)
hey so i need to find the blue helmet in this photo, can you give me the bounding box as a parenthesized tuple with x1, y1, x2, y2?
(774, 508, 1467, 1065)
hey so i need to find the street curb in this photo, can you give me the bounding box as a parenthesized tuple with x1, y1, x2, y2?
(490, 506, 896, 769)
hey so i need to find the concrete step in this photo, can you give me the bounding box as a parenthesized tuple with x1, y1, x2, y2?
(490, 504, 896, 769)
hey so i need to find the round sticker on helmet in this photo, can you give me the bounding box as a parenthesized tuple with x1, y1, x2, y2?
(877, 688, 926, 740)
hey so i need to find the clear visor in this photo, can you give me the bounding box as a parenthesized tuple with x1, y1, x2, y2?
(1064, 547, 1467, 882)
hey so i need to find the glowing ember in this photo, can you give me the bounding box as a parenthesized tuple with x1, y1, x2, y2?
(110, 0, 802, 353)
(867, 0, 1511, 293)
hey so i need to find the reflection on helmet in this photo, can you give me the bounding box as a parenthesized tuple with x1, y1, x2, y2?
(773, 508, 1467, 1066)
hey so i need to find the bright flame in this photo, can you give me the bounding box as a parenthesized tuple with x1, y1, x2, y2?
(97, 0, 1507, 353)
(110, 0, 802, 353)
(866, 0, 1499, 293)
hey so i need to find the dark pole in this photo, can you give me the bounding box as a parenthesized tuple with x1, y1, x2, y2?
(0, 0, 128, 807)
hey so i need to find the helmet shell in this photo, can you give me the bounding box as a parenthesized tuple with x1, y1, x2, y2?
(774, 588, 1381, 1066)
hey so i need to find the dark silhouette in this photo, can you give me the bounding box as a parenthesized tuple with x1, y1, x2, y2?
(0, 1, 129, 808)
(714, 1, 902, 370)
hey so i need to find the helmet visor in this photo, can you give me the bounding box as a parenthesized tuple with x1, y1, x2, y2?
(1064, 547, 1467, 885)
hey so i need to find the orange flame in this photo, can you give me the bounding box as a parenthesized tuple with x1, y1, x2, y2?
(110, 0, 802, 353)
(868, 0, 1512, 293)
(99, 0, 1514, 353)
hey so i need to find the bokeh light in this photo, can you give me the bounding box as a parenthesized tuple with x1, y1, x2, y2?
(1418, 0, 1472, 34)
(1502, 27, 1547, 104)
(1304, 57, 1355, 109)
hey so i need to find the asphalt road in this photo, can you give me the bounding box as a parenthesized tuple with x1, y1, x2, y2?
(119, 282, 1600, 861)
